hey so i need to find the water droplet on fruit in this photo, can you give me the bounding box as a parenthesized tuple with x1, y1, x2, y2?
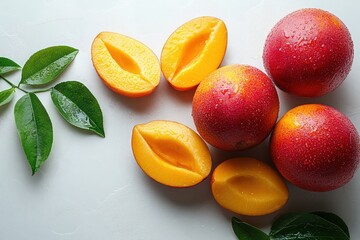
(283, 31, 290, 39)
(233, 84, 239, 94)
(220, 89, 228, 95)
(312, 63, 317, 70)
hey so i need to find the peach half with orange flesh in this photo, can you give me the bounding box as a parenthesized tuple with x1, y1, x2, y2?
(211, 157, 288, 216)
(131, 120, 212, 187)
(161, 16, 227, 90)
(92, 32, 161, 97)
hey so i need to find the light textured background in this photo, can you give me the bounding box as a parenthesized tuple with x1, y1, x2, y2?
(1, 0, 359, 239)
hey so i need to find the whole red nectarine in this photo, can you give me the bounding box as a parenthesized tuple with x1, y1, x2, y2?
(192, 64, 279, 151)
(270, 104, 360, 192)
(263, 8, 354, 97)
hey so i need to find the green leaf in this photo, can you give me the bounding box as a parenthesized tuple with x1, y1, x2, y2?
(0, 87, 15, 106)
(0, 57, 21, 74)
(232, 217, 269, 240)
(312, 212, 350, 238)
(270, 212, 350, 240)
(20, 46, 78, 85)
(51, 81, 105, 137)
(14, 93, 53, 175)
(270, 212, 301, 236)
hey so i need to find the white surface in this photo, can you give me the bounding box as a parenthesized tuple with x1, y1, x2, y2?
(1, 0, 360, 239)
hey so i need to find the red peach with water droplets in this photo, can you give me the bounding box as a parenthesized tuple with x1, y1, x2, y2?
(263, 8, 354, 97)
(270, 104, 360, 192)
(192, 64, 279, 151)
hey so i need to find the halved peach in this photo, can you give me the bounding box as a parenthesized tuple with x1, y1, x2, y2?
(131, 120, 212, 187)
(211, 157, 288, 216)
(160, 16, 227, 90)
(91, 32, 161, 97)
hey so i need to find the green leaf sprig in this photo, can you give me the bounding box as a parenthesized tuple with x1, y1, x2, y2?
(0, 46, 105, 175)
(232, 212, 350, 240)
(232, 217, 269, 240)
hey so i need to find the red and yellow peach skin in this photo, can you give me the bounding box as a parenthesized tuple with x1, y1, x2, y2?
(263, 8, 354, 97)
(270, 104, 360, 191)
(192, 64, 279, 151)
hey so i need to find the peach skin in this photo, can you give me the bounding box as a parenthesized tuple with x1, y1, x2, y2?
(270, 104, 360, 192)
(92, 32, 161, 97)
(263, 8, 354, 97)
(211, 157, 288, 216)
(131, 120, 212, 187)
(192, 64, 279, 151)
(161, 16, 227, 90)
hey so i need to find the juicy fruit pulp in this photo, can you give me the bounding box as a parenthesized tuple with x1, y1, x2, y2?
(211, 157, 288, 216)
(192, 64, 279, 151)
(161, 16, 227, 90)
(270, 104, 360, 191)
(92, 32, 161, 97)
(263, 8, 354, 97)
(131, 120, 212, 187)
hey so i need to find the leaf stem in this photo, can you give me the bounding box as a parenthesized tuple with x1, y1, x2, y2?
(0, 75, 28, 93)
(1, 75, 51, 94)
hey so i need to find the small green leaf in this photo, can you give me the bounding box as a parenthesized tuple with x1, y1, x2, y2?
(14, 93, 53, 175)
(20, 46, 78, 85)
(270, 212, 350, 240)
(51, 81, 105, 137)
(0, 57, 21, 75)
(312, 212, 350, 238)
(0, 88, 15, 106)
(232, 217, 269, 240)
